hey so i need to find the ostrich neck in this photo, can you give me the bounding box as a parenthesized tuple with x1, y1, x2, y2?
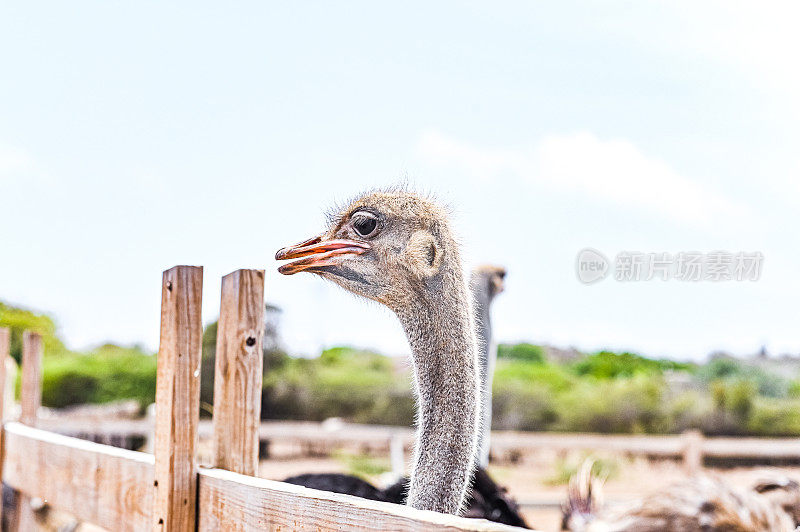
(395, 276, 480, 515)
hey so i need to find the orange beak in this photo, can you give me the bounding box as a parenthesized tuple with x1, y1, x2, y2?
(275, 235, 371, 275)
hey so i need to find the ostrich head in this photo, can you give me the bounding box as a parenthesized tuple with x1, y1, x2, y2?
(276, 190, 455, 311)
(473, 265, 506, 300)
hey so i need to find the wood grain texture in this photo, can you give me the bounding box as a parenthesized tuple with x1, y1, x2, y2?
(0, 327, 9, 522)
(16, 331, 44, 531)
(153, 266, 203, 532)
(20, 331, 43, 425)
(0, 328, 8, 422)
(197, 468, 528, 532)
(2, 422, 154, 530)
(212, 269, 265, 476)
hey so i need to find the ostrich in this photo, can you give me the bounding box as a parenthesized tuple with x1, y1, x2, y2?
(380, 466, 529, 527)
(561, 460, 800, 532)
(276, 189, 481, 514)
(472, 265, 506, 467)
(283, 467, 528, 527)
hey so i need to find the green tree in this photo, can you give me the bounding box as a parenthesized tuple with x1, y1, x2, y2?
(572, 351, 689, 379)
(497, 343, 545, 363)
(0, 301, 66, 361)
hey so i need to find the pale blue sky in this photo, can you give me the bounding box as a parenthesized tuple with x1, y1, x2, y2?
(1, 2, 798, 361)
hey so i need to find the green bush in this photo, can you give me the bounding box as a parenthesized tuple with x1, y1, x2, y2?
(6, 301, 800, 439)
(0, 301, 66, 362)
(699, 358, 789, 398)
(699, 357, 747, 380)
(492, 382, 558, 431)
(261, 346, 415, 425)
(255, 345, 800, 437)
(497, 343, 545, 363)
(747, 398, 800, 436)
(712, 379, 756, 418)
(788, 380, 800, 398)
(554, 376, 667, 433)
(666, 391, 710, 433)
(572, 351, 690, 380)
(495, 360, 574, 392)
(40, 344, 157, 409)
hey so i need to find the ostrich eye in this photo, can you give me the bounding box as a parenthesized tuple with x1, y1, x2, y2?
(352, 213, 378, 237)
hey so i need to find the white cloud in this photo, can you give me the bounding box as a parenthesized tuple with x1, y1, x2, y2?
(418, 130, 749, 227)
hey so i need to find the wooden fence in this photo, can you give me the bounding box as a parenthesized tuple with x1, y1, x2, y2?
(0, 266, 523, 531)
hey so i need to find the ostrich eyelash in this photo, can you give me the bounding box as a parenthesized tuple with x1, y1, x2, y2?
(351, 210, 378, 220)
(324, 184, 415, 230)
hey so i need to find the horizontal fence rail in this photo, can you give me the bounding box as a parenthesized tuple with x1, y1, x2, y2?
(0, 421, 521, 532)
(0, 421, 528, 532)
(197, 468, 521, 532)
(2, 422, 154, 531)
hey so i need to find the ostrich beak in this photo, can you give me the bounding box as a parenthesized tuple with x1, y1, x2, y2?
(275, 235, 371, 275)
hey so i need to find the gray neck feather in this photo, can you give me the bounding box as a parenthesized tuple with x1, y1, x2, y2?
(395, 267, 480, 515)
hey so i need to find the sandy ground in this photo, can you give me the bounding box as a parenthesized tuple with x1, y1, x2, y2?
(258, 449, 800, 531)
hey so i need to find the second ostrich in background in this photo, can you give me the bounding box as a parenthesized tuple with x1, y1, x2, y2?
(276, 189, 480, 514)
(472, 265, 506, 467)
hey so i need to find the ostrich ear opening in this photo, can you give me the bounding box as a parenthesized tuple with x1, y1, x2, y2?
(406, 230, 443, 277)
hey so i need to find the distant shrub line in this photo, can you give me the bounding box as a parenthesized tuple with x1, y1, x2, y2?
(3, 301, 799, 436)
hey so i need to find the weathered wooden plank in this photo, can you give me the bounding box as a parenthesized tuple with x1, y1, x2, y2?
(15, 331, 44, 531)
(0, 327, 9, 522)
(20, 331, 43, 425)
(701, 438, 800, 458)
(2, 422, 154, 530)
(153, 266, 204, 532)
(0, 328, 8, 422)
(197, 468, 527, 532)
(213, 269, 265, 476)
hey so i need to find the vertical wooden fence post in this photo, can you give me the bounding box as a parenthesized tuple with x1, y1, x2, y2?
(20, 331, 42, 426)
(152, 266, 203, 532)
(15, 331, 43, 530)
(0, 328, 8, 420)
(212, 269, 265, 476)
(682, 429, 704, 474)
(0, 328, 9, 522)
